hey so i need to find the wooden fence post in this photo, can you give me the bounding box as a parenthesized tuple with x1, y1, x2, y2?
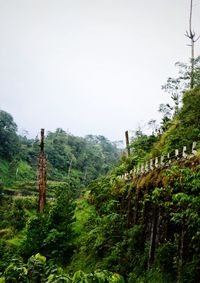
(125, 130, 130, 157)
(38, 128, 46, 213)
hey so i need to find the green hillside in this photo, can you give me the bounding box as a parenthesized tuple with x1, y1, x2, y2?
(0, 61, 200, 282)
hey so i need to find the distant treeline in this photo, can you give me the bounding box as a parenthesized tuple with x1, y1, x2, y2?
(0, 110, 120, 188)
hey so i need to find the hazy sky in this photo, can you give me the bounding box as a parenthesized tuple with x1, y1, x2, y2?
(0, 0, 200, 141)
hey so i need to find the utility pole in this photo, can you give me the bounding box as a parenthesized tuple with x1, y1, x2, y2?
(185, 0, 200, 88)
(125, 130, 130, 157)
(38, 128, 46, 213)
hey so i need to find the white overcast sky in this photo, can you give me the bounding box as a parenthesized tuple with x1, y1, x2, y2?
(0, 0, 200, 141)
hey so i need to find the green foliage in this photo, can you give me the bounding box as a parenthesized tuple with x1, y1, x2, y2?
(16, 161, 36, 181)
(9, 198, 27, 231)
(20, 188, 76, 265)
(179, 87, 200, 129)
(0, 159, 10, 187)
(44, 130, 119, 185)
(0, 240, 17, 273)
(0, 253, 125, 283)
(67, 159, 200, 282)
(46, 265, 71, 283)
(3, 259, 27, 283)
(21, 215, 47, 259)
(114, 131, 158, 175)
(154, 87, 200, 155)
(68, 175, 147, 276)
(1, 71, 200, 283)
(155, 243, 176, 274)
(128, 267, 175, 283)
(129, 131, 158, 162)
(71, 270, 125, 283)
(159, 57, 200, 133)
(27, 253, 46, 282)
(0, 110, 19, 161)
(0, 195, 33, 233)
(0, 110, 119, 189)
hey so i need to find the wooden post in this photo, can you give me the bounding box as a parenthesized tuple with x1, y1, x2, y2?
(125, 130, 130, 157)
(145, 162, 149, 173)
(155, 157, 159, 168)
(160, 156, 164, 166)
(167, 153, 171, 165)
(150, 159, 154, 170)
(192, 141, 197, 155)
(175, 149, 179, 160)
(38, 128, 46, 213)
(182, 146, 187, 159)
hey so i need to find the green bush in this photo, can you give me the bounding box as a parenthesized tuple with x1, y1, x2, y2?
(155, 242, 176, 274)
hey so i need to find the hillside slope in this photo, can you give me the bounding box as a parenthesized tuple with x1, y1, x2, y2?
(67, 87, 200, 283)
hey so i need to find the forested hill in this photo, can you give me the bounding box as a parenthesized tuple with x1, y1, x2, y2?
(75, 86, 200, 283)
(0, 74, 200, 281)
(0, 112, 120, 193)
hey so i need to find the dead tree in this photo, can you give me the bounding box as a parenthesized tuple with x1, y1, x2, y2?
(38, 128, 46, 213)
(185, 0, 200, 88)
(125, 130, 130, 157)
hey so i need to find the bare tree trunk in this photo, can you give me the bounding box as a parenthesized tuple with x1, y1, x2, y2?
(125, 130, 130, 157)
(189, 0, 194, 89)
(186, 0, 199, 88)
(38, 128, 46, 213)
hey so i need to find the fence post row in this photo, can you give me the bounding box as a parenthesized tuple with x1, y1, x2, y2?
(120, 142, 198, 180)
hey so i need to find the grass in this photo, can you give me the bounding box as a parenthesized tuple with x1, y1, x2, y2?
(66, 198, 97, 273)
(73, 198, 96, 236)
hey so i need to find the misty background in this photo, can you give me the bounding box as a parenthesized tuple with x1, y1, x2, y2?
(0, 0, 200, 141)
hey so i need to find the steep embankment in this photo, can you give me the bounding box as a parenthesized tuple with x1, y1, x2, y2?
(68, 88, 200, 283)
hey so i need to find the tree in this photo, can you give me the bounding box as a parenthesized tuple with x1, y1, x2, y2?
(0, 110, 19, 160)
(43, 187, 76, 264)
(21, 185, 76, 265)
(45, 130, 119, 184)
(160, 56, 200, 132)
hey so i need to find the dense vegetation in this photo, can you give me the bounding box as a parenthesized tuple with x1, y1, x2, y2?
(0, 57, 200, 282)
(0, 113, 120, 192)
